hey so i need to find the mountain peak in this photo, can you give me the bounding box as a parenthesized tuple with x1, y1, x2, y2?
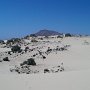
(35, 29, 62, 36)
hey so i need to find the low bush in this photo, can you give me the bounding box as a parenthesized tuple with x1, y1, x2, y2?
(65, 33, 72, 37)
(11, 45, 21, 53)
(31, 39, 38, 42)
(20, 58, 36, 66)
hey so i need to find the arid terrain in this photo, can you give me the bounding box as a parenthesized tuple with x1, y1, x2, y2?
(0, 35, 90, 90)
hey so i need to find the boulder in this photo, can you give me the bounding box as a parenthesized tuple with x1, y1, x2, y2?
(3, 57, 10, 61)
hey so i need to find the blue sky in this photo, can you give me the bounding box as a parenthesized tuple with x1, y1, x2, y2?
(0, 0, 90, 39)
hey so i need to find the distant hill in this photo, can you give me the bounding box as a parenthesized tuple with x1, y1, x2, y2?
(35, 30, 62, 36)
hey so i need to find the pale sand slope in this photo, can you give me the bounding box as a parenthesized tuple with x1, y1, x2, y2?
(0, 70, 90, 90)
(0, 37, 90, 90)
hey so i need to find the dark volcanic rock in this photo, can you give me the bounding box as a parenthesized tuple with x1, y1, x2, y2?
(20, 58, 36, 66)
(44, 69, 50, 73)
(3, 57, 10, 61)
(11, 45, 22, 53)
(35, 30, 62, 36)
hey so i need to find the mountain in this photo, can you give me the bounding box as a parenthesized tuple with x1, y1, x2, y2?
(35, 30, 62, 36)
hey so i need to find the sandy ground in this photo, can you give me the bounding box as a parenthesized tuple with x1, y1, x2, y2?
(0, 37, 90, 90)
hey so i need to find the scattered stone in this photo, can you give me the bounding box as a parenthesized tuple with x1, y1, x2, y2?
(8, 51, 12, 55)
(42, 55, 46, 59)
(31, 39, 38, 42)
(44, 69, 50, 73)
(3, 57, 10, 61)
(25, 46, 29, 52)
(33, 54, 36, 57)
(0, 60, 2, 62)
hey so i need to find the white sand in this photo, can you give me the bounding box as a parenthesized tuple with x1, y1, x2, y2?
(0, 37, 90, 90)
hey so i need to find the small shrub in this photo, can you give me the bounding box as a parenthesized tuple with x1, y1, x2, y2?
(39, 38, 43, 40)
(6, 38, 21, 45)
(11, 45, 21, 53)
(31, 39, 38, 42)
(20, 61, 27, 66)
(65, 33, 72, 37)
(27, 58, 36, 65)
(0, 40, 5, 44)
(57, 35, 63, 38)
(20, 58, 36, 66)
(47, 48, 52, 52)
